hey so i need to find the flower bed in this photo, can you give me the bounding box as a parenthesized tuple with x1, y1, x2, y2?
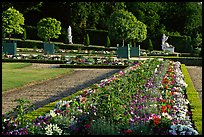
(2, 53, 136, 66)
(2, 59, 199, 135)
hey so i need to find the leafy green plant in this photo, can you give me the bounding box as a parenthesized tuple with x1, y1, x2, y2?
(89, 117, 119, 135)
(37, 17, 61, 43)
(84, 34, 90, 46)
(148, 38, 153, 52)
(12, 98, 34, 127)
(106, 35, 111, 47)
(2, 7, 25, 40)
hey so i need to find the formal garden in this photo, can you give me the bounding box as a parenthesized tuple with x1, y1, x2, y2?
(2, 2, 202, 135)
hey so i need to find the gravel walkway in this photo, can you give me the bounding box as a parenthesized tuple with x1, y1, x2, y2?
(186, 66, 202, 102)
(2, 63, 120, 114)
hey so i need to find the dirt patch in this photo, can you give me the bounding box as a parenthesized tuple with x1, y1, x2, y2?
(2, 63, 120, 114)
(186, 66, 202, 102)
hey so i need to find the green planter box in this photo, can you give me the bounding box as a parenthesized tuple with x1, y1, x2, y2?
(2, 41, 17, 55)
(44, 42, 55, 54)
(117, 46, 130, 58)
(130, 45, 140, 57)
(117, 44, 140, 58)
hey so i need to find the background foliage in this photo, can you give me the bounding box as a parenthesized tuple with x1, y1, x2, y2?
(2, 2, 202, 51)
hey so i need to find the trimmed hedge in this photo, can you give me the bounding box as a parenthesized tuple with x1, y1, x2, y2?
(168, 35, 193, 53)
(2, 59, 66, 64)
(163, 57, 202, 66)
(85, 29, 109, 46)
(2, 38, 117, 52)
(181, 64, 202, 135)
(60, 64, 128, 69)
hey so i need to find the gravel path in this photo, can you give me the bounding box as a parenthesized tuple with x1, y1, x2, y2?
(2, 63, 120, 114)
(186, 66, 202, 102)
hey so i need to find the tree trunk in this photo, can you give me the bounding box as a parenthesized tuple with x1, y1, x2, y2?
(9, 34, 11, 41)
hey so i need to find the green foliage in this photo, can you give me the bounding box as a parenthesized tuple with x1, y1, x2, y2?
(106, 36, 111, 47)
(148, 39, 153, 52)
(108, 9, 147, 44)
(84, 34, 90, 46)
(2, 7, 24, 39)
(168, 35, 193, 53)
(37, 17, 62, 42)
(12, 98, 34, 127)
(85, 29, 108, 46)
(181, 64, 202, 135)
(89, 118, 119, 135)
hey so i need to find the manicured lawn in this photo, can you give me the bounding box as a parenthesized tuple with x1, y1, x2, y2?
(2, 63, 73, 92)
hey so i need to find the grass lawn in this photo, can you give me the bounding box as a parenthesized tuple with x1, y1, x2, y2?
(2, 63, 73, 92)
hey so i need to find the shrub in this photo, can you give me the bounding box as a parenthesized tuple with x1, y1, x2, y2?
(148, 39, 153, 52)
(85, 29, 108, 46)
(2, 7, 24, 40)
(37, 17, 62, 43)
(106, 36, 111, 47)
(84, 34, 90, 46)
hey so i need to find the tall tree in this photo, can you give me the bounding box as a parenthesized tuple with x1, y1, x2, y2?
(37, 17, 61, 43)
(108, 10, 147, 46)
(2, 7, 25, 40)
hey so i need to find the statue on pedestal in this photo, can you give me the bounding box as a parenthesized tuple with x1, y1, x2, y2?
(67, 26, 73, 44)
(161, 34, 175, 53)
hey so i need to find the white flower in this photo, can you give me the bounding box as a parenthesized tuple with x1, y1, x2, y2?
(50, 110, 57, 117)
(53, 124, 63, 135)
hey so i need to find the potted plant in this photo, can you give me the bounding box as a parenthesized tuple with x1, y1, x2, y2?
(2, 7, 25, 55)
(37, 17, 61, 54)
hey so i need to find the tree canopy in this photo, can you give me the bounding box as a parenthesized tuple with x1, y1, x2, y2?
(2, 7, 24, 39)
(108, 10, 147, 45)
(2, 2, 202, 49)
(37, 17, 61, 42)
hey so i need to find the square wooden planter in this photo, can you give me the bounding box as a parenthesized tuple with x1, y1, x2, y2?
(2, 41, 17, 55)
(44, 42, 55, 54)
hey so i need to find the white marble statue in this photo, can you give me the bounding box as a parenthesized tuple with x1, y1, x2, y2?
(67, 26, 73, 44)
(161, 34, 174, 53)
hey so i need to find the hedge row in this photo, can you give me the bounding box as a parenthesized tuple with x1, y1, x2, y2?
(85, 29, 109, 46)
(2, 59, 128, 68)
(59, 64, 128, 69)
(2, 38, 117, 51)
(2, 59, 66, 64)
(181, 64, 202, 135)
(163, 57, 202, 66)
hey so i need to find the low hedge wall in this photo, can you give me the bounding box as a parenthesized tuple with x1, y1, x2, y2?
(2, 59, 66, 64)
(181, 64, 202, 135)
(163, 57, 202, 66)
(59, 64, 128, 69)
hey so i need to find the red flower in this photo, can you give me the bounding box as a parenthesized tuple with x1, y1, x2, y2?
(161, 106, 167, 113)
(84, 123, 91, 129)
(123, 129, 133, 134)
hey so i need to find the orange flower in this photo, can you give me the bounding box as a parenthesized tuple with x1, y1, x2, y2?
(153, 117, 161, 126)
(170, 91, 174, 96)
(161, 99, 166, 103)
(167, 104, 172, 109)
